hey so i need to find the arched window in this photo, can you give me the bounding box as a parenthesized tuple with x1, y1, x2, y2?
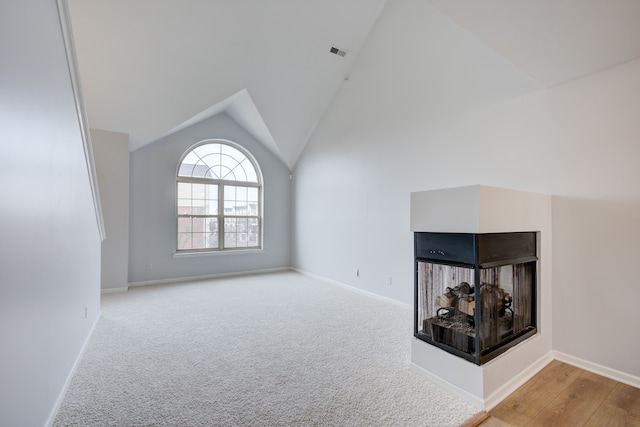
(176, 140, 262, 252)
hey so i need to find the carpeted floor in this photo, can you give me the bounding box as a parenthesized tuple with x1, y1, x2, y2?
(54, 271, 479, 426)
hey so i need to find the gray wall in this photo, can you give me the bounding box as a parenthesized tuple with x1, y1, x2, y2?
(0, 1, 102, 426)
(293, 0, 640, 381)
(92, 129, 130, 291)
(129, 113, 291, 284)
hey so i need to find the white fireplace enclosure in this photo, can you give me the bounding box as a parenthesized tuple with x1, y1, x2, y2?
(409, 185, 552, 409)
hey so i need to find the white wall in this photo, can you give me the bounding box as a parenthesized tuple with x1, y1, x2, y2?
(0, 1, 102, 426)
(293, 0, 545, 303)
(129, 113, 291, 284)
(92, 129, 129, 291)
(293, 0, 640, 381)
(547, 61, 640, 379)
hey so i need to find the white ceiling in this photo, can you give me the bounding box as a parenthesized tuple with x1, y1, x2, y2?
(68, 0, 640, 169)
(429, 0, 640, 87)
(68, 0, 387, 168)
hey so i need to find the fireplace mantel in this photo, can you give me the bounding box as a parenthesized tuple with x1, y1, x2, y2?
(409, 185, 552, 409)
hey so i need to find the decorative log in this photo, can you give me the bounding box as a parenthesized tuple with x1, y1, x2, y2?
(458, 298, 475, 316)
(436, 294, 456, 308)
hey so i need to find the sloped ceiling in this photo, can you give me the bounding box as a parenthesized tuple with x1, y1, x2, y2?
(68, 0, 640, 169)
(429, 0, 640, 87)
(68, 0, 387, 169)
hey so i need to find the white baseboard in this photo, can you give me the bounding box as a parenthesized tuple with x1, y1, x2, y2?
(409, 362, 485, 409)
(101, 286, 128, 294)
(483, 350, 554, 410)
(46, 311, 101, 427)
(553, 351, 640, 389)
(292, 268, 411, 310)
(411, 351, 554, 411)
(128, 267, 291, 288)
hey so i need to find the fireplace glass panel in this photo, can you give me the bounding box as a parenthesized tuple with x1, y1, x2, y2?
(416, 260, 536, 362)
(417, 263, 476, 354)
(478, 262, 535, 353)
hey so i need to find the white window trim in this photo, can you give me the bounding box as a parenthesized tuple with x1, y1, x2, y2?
(172, 248, 264, 258)
(175, 139, 264, 253)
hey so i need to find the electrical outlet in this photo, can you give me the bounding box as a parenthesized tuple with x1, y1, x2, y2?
(386, 276, 392, 285)
(146, 263, 153, 271)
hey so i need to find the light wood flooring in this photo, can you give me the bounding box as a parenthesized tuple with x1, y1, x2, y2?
(481, 360, 640, 426)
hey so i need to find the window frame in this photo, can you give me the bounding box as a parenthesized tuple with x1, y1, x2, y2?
(175, 139, 263, 254)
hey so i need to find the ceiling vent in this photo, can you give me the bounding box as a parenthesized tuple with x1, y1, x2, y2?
(330, 46, 347, 57)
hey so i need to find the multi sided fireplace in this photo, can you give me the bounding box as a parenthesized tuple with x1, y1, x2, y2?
(414, 232, 538, 365)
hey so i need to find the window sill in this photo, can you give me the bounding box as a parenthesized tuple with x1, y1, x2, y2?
(173, 248, 264, 258)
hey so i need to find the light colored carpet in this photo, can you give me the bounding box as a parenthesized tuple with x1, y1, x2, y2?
(54, 271, 479, 426)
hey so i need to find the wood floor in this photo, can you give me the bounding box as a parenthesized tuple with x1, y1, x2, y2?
(481, 360, 640, 426)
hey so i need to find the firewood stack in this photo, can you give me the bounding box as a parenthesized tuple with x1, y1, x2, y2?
(436, 281, 476, 317)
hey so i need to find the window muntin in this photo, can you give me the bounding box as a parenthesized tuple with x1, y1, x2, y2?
(177, 141, 261, 252)
(178, 143, 258, 182)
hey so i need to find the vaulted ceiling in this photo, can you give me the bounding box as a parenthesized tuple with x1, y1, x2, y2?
(68, 0, 640, 169)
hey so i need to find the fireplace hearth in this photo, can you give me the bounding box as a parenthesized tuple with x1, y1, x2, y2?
(414, 232, 537, 365)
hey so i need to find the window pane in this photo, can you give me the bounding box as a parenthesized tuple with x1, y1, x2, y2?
(221, 165, 236, 181)
(178, 233, 192, 250)
(221, 144, 242, 157)
(242, 159, 258, 182)
(191, 199, 205, 215)
(178, 142, 257, 183)
(188, 183, 214, 215)
(177, 182, 191, 198)
(232, 159, 251, 182)
(177, 199, 191, 215)
(190, 217, 204, 249)
(220, 153, 240, 179)
(199, 153, 220, 179)
(178, 152, 200, 177)
(223, 185, 255, 217)
(205, 184, 218, 214)
(248, 218, 259, 246)
(224, 217, 236, 248)
(177, 183, 217, 216)
(236, 186, 247, 200)
(187, 161, 210, 178)
(182, 151, 200, 165)
(177, 216, 219, 250)
(235, 217, 249, 247)
(206, 199, 218, 215)
(177, 217, 191, 233)
(192, 183, 205, 199)
(223, 218, 259, 248)
(206, 184, 217, 197)
(224, 186, 236, 215)
(221, 145, 244, 181)
(247, 187, 258, 202)
(205, 218, 218, 249)
(224, 185, 235, 200)
(177, 183, 192, 214)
